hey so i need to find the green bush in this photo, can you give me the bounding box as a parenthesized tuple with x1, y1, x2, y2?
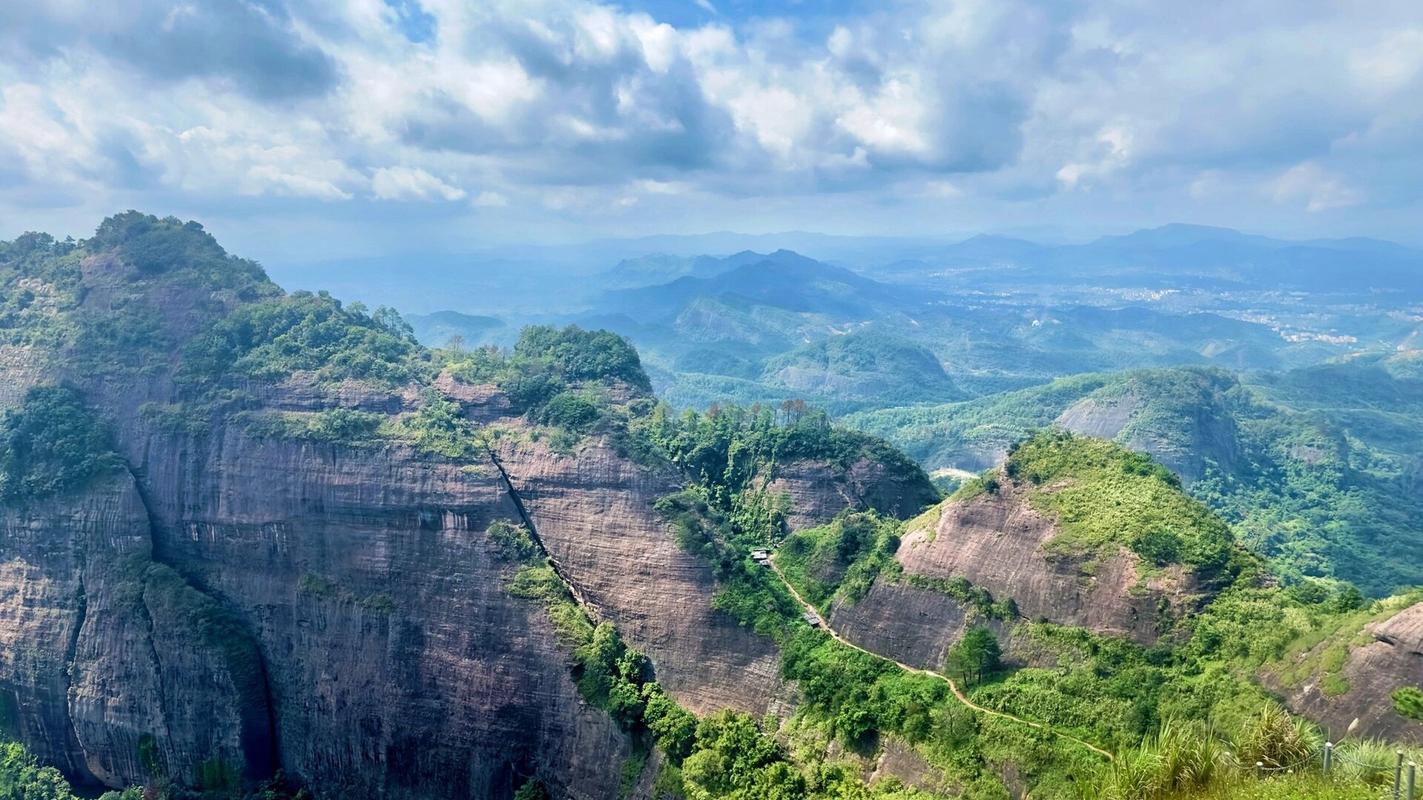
(537, 391, 603, 432)
(396, 391, 481, 459)
(946, 626, 1001, 686)
(0, 385, 121, 501)
(1393, 686, 1423, 721)
(181, 291, 424, 386)
(0, 740, 81, 800)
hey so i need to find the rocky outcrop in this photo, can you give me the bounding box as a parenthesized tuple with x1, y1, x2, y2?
(828, 581, 971, 670)
(497, 438, 783, 715)
(119, 422, 635, 800)
(1055, 372, 1241, 483)
(768, 457, 939, 531)
(0, 473, 254, 790)
(894, 484, 1195, 644)
(1279, 602, 1423, 744)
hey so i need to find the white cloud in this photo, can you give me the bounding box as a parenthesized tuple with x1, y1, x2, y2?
(1270, 162, 1363, 212)
(1, 0, 1421, 242)
(471, 190, 509, 208)
(371, 166, 467, 201)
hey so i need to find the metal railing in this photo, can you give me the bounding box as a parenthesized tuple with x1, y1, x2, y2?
(1268, 742, 1420, 799)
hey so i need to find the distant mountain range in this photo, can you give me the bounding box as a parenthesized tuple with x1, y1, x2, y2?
(875, 223, 1423, 294)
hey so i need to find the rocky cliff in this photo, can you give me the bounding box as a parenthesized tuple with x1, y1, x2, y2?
(1275, 600, 1423, 744)
(894, 483, 1196, 645)
(0, 214, 933, 798)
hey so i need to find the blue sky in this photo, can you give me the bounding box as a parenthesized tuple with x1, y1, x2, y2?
(1, 0, 1422, 263)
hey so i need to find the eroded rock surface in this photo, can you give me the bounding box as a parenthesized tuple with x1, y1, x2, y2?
(1281, 602, 1423, 744)
(895, 483, 1193, 644)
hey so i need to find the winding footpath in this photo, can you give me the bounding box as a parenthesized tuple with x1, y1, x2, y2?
(768, 559, 1115, 762)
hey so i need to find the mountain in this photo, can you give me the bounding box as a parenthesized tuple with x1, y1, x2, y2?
(846, 363, 1423, 595)
(603, 249, 922, 321)
(404, 310, 506, 348)
(885, 223, 1423, 295)
(0, 214, 939, 800)
(5, 214, 1421, 800)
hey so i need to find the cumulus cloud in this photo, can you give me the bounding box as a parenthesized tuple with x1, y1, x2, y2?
(371, 167, 467, 201)
(0, 0, 1420, 243)
(1270, 162, 1363, 212)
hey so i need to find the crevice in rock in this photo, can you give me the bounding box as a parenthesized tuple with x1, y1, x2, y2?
(60, 572, 100, 787)
(122, 463, 282, 784)
(485, 449, 602, 621)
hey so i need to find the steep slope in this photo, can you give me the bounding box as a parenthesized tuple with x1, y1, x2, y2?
(848, 364, 1423, 595)
(1265, 595, 1423, 744)
(0, 215, 936, 799)
(835, 433, 1241, 656)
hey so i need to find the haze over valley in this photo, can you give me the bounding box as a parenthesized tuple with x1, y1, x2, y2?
(3, 2, 1423, 800)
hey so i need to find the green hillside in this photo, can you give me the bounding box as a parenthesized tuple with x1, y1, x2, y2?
(846, 364, 1423, 595)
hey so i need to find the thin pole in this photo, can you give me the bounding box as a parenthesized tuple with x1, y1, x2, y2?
(1398, 751, 1406, 800)
(1324, 742, 1333, 774)
(1407, 762, 1415, 800)
(1255, 761, 1263, 778)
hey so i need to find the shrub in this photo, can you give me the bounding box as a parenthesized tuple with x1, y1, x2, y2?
(536, 391, 603, 432)
(1393, 686, 1423, 721)
(0, 385, 121, 501)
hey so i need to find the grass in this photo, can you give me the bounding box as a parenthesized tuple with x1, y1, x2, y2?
(1006, 431, 1240, 579)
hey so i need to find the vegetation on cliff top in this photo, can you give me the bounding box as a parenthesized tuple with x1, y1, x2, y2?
(180, 291, 426, 387)
(1004, 431, 1244, 579)
(0, 385, 122, 502)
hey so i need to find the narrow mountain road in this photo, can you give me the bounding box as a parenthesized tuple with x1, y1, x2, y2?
(768, 559, 1115, 762)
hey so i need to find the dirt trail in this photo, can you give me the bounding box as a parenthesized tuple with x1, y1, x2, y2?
(769, 559, 1115, 762)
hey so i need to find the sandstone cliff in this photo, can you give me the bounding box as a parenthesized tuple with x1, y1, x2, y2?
(899, 483, 1197, 645)
(0, 214, 933, 798)
(1276, 601, 1423, 744)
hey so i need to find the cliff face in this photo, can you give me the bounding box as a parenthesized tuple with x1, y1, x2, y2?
(768, 456, 939, 531)
(896, 483, 1195, 645)
(0, 218, 939, 798)
(1278, 601, 1423, 744)
(495, 438, 783, 715)
(1053, 370, 1243, 484)
(1, 410, 640, 798)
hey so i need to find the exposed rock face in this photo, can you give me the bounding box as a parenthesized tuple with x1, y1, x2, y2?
(1055, 374, 1241, 483)
(769, 457, 939, 531)
(829, 582, 970, 670)
(497, 439, 783, 715)
(894, 484, 1193, 644)
(1, 421, 638, 799)
(1281, 602, 1423, 744)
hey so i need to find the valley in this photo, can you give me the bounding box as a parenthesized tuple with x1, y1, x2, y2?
(0, 214, 1420, 800)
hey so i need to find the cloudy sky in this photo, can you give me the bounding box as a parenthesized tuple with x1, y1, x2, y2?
(2, 0, 1422, 261)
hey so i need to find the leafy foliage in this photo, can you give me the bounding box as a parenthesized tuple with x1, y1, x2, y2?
(946, 627, 1001, 686)
(1393, 687, 1423, 721)
(181, 292, 424, 386)
(392, 390, 482, 459)
(0, 385, 121, 501)
(1006, 431, 1243, 580)
(238, 409, 386, 444)
(513, 325, 651, 391)
(90, 212, 267, 290)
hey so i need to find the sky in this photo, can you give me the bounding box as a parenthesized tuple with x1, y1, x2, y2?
(2, 0, 1422, 263)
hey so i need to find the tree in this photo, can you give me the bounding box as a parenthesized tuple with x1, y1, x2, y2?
(946, 626, 1000, 686)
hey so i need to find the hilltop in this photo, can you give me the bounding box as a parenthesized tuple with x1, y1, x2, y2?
(847, 365, 1423, 595)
